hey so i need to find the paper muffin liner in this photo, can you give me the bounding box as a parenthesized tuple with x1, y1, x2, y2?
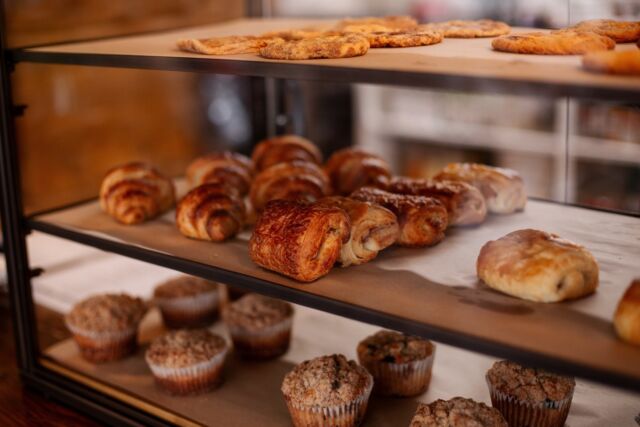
(155, 290, 220, 329)
(486, 375, 574, 427)
(360, 351, 434, 397)
(66, 321, 138, 363)
(146, 347, 228, 395)
(226, 316, 293, 360)
(284, 374, 373, 427)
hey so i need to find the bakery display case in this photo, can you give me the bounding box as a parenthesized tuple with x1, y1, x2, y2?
(1, 2, 640, 426)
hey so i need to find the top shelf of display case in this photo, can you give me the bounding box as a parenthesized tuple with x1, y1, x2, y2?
(13, 18, 640, 101)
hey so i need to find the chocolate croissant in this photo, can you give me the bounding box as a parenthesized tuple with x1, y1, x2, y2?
(325, 148, 392, 195)
(252, 134, 322, 172)
(176, 183, 245, 242)
(249, 200, 350, 282)
(100, 162, 175, 225)
(351, 187, 448, 247)
(186, 151, 253, 195)
(317, 196, 399, 267)
(387, 177, 487, 226)
(250, 160, 331, 212)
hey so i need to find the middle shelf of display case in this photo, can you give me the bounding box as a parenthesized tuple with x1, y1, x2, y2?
(28, 197, 640, 392)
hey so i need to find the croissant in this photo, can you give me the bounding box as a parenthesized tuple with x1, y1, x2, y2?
(317, 196, 399, 267)
(249, 200, 350, 282)
(351, 187, 448, 247)
(250, 160, 331, 212)
(186, 151, 253, 195)
(433, 163, 526, 214)
(387, 177, 487, 226)
(324, 148, 392, 195)
(252, 134, 322, 172)
(176, 183, 245, 242)
(100, 162, 175, 225)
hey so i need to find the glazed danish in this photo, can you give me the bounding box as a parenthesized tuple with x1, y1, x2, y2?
(324, 148, 392, 195)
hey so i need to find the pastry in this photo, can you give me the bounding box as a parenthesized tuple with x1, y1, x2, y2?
(491, 31, 615, 55)
(410, 397, 507, 427)
(259, 34, 369, 60)
(357, 330, 435, 397)
(281, 354, 373, 427)
(351, 187, 448, 247)
(387, 177, 487, 226)
(477, 229, 599, 302)
(582, 49, 640, 75)
(356, 28, 443, 48)
(324, 147, 392, 195)
(317, 196, 399, 266)
(177, 35, 277, 55)
(434, 163, 526, 214)
(250, 160, 331, 212)
(153, 276, 221, 329)
(65, 293, 146, 363)
(564, 19, 640, 43)
(223, 293, 294, 359)
(176, 183, 245, 242)
(185, 151, 253, 194)
(249, 200, 350, 282)
(99, 162, 175, 225)
(252, 134, 322, 172)
(261, 28, 340, 40)
(145, 329, 228, 395)
(486, 360, 575, 427)
(335, 16, 419, 33)
(614, 279, 640, 345)
(421, 19, 511, 38)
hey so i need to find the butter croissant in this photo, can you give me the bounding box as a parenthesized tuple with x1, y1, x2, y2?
(186, 151, 253, 195)
(176, 183, 245, 242)
(317, 196, 399, 266)
(351, 187, 448, 247)
(325, 148, 392, 195)
(100, 162, 175, 225)
(250, 160, 331, 212)
(249, 200, 350, 282)
(252, 134, 322, 172)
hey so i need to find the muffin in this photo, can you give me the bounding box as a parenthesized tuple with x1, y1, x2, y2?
(223, 293, 293, 359)
(357, 330, 435, 397)
(410, 397, 507, 427)
(145, 329, 228, 395)
(65, 293, 146, 363)
(281, 354, 373, 427)
(486, 360, 575, 427)
(153, 276, 220, 329)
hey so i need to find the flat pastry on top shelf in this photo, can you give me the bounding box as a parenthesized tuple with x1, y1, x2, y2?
(335, 15, 419, 33)
(252, 134, 322, 172)
(420, 19, 511, 38)
(186, 151, 253, 194)
(477, 229, 599, 303)
(491, 31, 615, 55)
(177, 35, 278, 55)
(562, 19, 640, 43)
(99, 162, 175, 225)
(259, 34, 370, 60)
(614, 279, 640, 346)
(324, 147, 392, 195)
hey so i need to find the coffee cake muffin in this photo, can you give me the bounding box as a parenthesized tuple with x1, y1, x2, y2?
(486, 360, 575, 427)
(357, 330, 435, 396)
(223, 293, 293, 359)
(410, 397, 507, 427)
(153, 276, 220, 329)
(281, 354, 373, 427)
(145, 329, 228, 395)
(65, 293, 146, 363)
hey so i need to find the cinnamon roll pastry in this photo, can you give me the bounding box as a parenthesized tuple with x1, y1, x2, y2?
(324, 148, 392, 195)
(351, 187, 448, 247)
(249, 200, 350, 282)
(387, 177, 487, 226)
(100, 162, 175, 225)
(433, 163, 526, 214)
(317, 196, 399, 267)
(186, 152, 253, 195)
(250, 161, 331, 212)
(176, 183, 245, 242)
(252, 134, 322, 172)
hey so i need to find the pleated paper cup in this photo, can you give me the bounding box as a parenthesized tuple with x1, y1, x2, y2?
(226, 316, 293, 360)
(66, 321, 138, 363)
(155, 290, 220, 329)
(486, 375, 574, 427)
(359, 351, 434, 397)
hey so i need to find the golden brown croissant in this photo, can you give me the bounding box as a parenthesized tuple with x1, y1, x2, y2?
(249, 200, 350, 282)
(387, 177, 487, 226)
(324, 148, 392, 195)
(351, 187, 448, 247)
(317, 196, 399, 267)
(250, 160, 331, 212)
(433, 163, 526, 214)
(186, 151, 253, 195)
(100, 162, 175, 225)
(176, 183, 245, 242)
(252, 134, 322, 172)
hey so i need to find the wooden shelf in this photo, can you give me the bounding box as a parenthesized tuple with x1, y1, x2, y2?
(14, 18, 640, 101)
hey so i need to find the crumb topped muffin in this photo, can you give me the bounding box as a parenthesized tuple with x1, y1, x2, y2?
(224, 293, 293, 330)
(410, 397, 507, 427)
(153, 276, 221, 329)
(154, 276, 219, 299)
